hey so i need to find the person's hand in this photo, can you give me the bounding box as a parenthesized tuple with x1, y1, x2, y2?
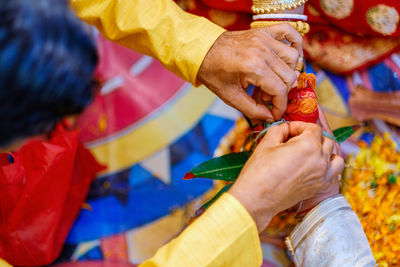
(295, 106, 342, 213)
(229, 121, 344, 232)
(197, 23, 302, 122)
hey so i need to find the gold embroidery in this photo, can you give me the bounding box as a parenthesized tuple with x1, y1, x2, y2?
(251, 20, 310, 36)
(366, 5, 399, 36)
(304, 32, 400, 74)
(320, 0, 354, 19)
(307, 4, 321, 17)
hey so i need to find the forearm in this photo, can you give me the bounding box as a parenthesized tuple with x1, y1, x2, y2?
(140, 193, 262, 267)
(286, 195, 375, 267)
(69, 0, 225, 84)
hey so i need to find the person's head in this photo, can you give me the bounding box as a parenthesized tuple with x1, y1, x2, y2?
(0, 0, 98, 151)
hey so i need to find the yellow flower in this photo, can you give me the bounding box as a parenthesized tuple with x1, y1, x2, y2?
(342, 133, 400, 266)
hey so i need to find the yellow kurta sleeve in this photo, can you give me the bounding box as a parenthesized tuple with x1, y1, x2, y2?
(0, 259, 12, 267)
(140, 193, 262, 267)
(69, 0, 226, 85)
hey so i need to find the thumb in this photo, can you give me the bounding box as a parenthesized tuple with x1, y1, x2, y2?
(258, 123, 289, 149)
(288, 121, 322, 140)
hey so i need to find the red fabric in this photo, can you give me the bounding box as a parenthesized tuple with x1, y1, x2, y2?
(307, 0, 400, 37)
(176, 0, 251, 30)
(303, 1, 400, 73)
(283, 87, 319, 123)
(200, 0, 252, 12)
(284, 74, 319, 123)
(0, 123, 105, 266)
(76, 36, 187, 143)
(181, 0, 400, 37)
(179, 0, 400, 73)
(186, 0, 400, 37)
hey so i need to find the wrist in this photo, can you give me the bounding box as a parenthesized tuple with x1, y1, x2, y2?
(299, 181, 340, 212)
(229, 186, 275, 233)
(196, 31, 226, 86)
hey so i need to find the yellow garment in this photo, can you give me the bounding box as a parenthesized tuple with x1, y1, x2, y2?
(0, 194, 261, 267)
(69, 0, 225, 85)
(0, 259, 11, 267)
(69, 2, 261, 266)
(140, 193, 262, 267)
(0, 195, 261, 267)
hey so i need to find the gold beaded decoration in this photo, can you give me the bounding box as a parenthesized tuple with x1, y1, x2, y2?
(252, 0, 308, 14)
(250, 20, 310, 36)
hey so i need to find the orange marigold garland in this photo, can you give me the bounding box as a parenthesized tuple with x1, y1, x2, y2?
(342, 133, 400, 266)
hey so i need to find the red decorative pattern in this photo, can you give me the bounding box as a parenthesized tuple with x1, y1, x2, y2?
(284, 73, 319, 123)
(177, 0, 400, 74)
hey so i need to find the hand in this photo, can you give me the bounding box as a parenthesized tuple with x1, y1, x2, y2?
(229, 121, 344, 232)
(197, 24, 302, 122)
(297, 106, 342, 212)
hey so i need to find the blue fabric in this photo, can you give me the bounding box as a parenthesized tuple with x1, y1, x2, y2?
(360, 132, 375, 145)
(325, 72, 351, 103)
(8, 154, 14, 163)
(66, 113, 234, 243)
(77, 246, 103, 261)
(368, 63, 400, 92)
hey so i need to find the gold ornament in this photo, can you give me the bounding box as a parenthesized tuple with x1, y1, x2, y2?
(252, 0, 308, 14)
(250, 20, 310, 36)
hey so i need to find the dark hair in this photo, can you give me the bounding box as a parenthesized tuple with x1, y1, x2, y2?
(0, 0, 98, 147)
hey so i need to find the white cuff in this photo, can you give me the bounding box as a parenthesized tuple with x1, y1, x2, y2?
(286, 195, 376, 267)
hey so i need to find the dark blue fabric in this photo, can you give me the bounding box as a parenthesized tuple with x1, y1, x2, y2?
(66, 114, 234, 243)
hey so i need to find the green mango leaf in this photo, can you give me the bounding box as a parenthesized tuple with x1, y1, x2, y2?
(333, 124, 362, 143)
(202, 183, 233, 210)
(184, 152, 251, 181)
(192, 183, 234, 220)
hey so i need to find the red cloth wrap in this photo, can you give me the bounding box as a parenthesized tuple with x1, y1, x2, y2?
(283, 86, 319, 123)
(283, 73, 319, 123)
(0, 123, 104, 266)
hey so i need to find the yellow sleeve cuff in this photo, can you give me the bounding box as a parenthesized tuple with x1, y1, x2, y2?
(141, 193, 262, 267)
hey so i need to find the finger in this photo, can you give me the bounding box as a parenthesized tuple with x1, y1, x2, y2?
(271, 91, 287, 121)
(317, 105, 332, 133)
(288, 121, 323, 139)
(264, 23, 303, 54)
(258, 123, 289, 148)
(321, 154, 345, 191)
(333, 142, 343, 157)
(264, 48, 297, 89)
(230, 88, 274, 121)
(252, 87, 265, 103)
(250, 88, 268, 125)
(260, 91, 272, 102)
(249, 71, 288, 120)
(322, 136, 334, 158)
(267, 38, 300, 70)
